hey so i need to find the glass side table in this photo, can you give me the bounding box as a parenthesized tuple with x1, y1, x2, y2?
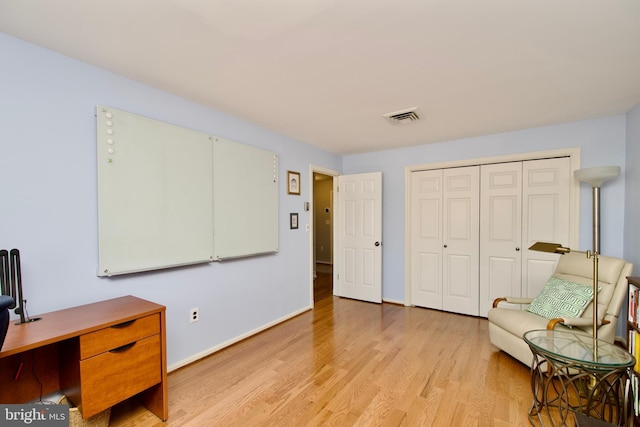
(523, 330, 634, 427)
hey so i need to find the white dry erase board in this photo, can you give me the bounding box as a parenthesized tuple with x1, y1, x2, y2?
(96, 105, 279, 276)
(212, 137, 278, 260)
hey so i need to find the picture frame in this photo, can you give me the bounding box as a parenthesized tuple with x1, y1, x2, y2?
(287, 170, 301, 195)
(290, 213, 299, 229)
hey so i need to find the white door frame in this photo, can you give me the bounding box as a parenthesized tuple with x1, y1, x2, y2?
(404, 147, 581, 307)
(308, 164, 340, 308)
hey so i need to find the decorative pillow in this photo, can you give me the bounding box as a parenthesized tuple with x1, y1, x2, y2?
(526, 276, 594, 320)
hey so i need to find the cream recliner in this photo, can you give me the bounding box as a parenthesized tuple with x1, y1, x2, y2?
(488, 251, 633, 366)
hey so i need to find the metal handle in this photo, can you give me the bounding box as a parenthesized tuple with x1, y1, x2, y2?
(516, 247, 520, 251)
(375, 242, 381, 247)
(444, 244, 448, 248)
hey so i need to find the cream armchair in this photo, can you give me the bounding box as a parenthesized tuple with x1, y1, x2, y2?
(488, 251, 633, 366)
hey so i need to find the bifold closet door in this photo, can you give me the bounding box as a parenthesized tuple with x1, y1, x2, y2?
(410, 167, 479, 315)
(478, 157, 571, 316)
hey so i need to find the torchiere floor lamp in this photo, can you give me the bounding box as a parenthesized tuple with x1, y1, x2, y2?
(529, 166, 621, 340)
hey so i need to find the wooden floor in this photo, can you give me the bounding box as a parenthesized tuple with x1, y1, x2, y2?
(109, 272, 534, 426)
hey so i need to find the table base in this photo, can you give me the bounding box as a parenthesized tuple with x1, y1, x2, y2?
(528, 356, 631, 426)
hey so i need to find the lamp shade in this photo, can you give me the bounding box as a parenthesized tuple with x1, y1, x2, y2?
(574, 166, 620, 187)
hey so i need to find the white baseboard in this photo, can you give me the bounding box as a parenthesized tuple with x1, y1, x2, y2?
(168, 305, 312, 372)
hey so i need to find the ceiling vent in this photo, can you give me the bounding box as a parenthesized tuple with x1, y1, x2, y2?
(382, 107, 421, 125)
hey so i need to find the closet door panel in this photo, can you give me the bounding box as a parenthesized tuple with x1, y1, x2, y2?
(410, 170, 443, 309)
(442, 166, 479, 316)
(479, 163, 522, 316)
(522, 158, 571, 298)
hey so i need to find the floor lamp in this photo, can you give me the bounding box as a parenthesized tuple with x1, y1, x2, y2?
(529, 166, 620, 340)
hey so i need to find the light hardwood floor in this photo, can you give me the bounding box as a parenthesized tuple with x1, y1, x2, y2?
(109, 273, 534, 426)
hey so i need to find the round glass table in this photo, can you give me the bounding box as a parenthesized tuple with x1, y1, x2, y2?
(523, 329, 634, 426)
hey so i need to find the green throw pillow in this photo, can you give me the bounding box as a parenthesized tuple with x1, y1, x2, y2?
(527, 276, 594, 319)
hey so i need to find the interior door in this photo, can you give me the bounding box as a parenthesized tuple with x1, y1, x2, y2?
(479, 162, 523, 316)
(334, 172, 382, 303)
(441, 166, 480, 316)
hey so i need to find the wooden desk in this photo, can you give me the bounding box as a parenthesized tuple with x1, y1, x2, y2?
(0, 295, 168, 421)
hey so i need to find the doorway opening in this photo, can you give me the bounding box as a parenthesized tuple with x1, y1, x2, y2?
(313, 172, 334, 303)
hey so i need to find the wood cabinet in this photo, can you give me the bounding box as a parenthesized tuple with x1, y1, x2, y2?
(0, 296, 167, 421)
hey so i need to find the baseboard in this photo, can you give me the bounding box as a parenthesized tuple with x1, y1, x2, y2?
(168, 305, 312, 372)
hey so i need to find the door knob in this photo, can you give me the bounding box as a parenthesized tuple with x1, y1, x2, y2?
(375, 242, 381, 247)
(443, 244, 448, 248)
(516, 247, 520, 251)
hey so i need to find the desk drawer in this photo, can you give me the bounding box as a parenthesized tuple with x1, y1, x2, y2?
(80, 314, 159, 359)
(80, 334, 161, 418)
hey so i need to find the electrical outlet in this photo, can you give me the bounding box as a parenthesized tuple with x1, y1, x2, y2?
(190, 307, 199, 323)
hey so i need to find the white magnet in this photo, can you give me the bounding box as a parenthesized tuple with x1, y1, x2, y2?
(107, 147, 115, 154)
(105, 112, 113, 119)
(107, 138, 114, 145)
(106, 129, 113, 135)
(106, 120, 113, 126)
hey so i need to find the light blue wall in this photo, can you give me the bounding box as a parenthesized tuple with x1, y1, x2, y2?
(0, 33, 341, 368)
(343, 116, 628, 302)
(2, 30, 637, 366)
(625, 103, 640, 273)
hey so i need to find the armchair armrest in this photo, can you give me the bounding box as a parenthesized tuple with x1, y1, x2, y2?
(492, 296, 534, 308)
(546, 317, 610, 330)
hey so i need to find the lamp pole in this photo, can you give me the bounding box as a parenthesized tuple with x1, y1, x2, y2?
(574, 166, 621, 342)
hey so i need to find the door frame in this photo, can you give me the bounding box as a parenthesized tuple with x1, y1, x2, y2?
(404, 147, 581, 307)
(308, 164, 339, 308)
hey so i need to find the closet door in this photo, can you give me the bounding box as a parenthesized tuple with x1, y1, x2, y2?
(410, 169, 443, 309)
(478, 157, 571, 316)
(442, 167, 480, 316)
(521, 157, 571, 298)
(479, 163, 523, 316)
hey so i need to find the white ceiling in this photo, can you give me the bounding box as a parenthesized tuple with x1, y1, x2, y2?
(1, 0, 639, 155)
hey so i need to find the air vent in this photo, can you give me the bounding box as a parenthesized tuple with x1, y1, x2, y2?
(382, 107, 421, 125)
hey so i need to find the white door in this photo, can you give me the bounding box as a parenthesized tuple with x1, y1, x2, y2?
(441, 167, 480, 316)
(522, 157, 571, 298)
(410, 169, 443, 309)
(334, 172, 382, 303)
(410, 167, 479, 315)
(478, 157, 571, 315)
(479, 162, 523, 316)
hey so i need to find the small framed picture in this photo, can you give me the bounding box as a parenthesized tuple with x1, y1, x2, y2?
(287, 171, 301, 195)
(290, 213, 299, 229)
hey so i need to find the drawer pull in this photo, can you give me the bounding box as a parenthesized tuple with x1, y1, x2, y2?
(111, 319, 136, 329)
(109, 342, 137, 353)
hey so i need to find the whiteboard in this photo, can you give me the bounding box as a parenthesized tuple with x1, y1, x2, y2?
(212, 137, 279, 260)
(96, 105, 279, 276)
(97, 105, 215, 276)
